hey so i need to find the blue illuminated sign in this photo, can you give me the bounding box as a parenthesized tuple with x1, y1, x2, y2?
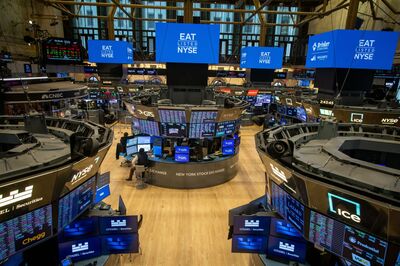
(305, 30, 399, 70)
(240, 47, 284, 69)
(328, 192, 361, 223)
(175, 146, 189, 154)
(88, 40, 133, 64)
(156, 23, 220, 64)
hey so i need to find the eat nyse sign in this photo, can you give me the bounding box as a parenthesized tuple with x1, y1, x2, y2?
(177, 33, 198, 54)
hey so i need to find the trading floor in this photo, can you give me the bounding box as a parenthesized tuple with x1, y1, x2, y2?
(100, 124, 265, 266)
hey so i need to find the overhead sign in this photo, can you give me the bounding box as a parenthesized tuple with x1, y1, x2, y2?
(88, 40, 134, 64)
(306, 30, 399, 70)
(156, 23, 220, 64)
(240, 47, 284, 69)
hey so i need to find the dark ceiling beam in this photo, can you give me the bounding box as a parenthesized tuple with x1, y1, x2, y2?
(297, 0, 350, 26)
(380, 0, 399, 14)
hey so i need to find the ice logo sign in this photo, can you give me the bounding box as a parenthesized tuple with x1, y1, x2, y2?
(101, 45, 114, 59)
(259, 52, 271, 64)
(177, 33, 198, 54)
(354, 39, 375, 61)
(328, 193, 361, 223)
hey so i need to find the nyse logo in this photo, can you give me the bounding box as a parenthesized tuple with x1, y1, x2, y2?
(381, 118, 398, 125)
(259, 52, 271, 64)
(328, 193, 361, 223)
(71, 165, 93, 184)
(137, 109, 155, 118)
(354, 39, 375, 61)
(177, 33, 198, 54)
(0, 186, 33, 208)
(279, 241, 295, 252)
(42, 93, 63, 100)
(111, 219, 127, 227)
(72, 242, 89, 253)
(244, 220, 259, 228)
(270, 163, 287, 182)
(101, 45, 114, 58)
(350, 113, 364, 123)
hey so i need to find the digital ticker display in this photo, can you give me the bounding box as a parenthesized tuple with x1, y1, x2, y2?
(58, 177, 96, 231)
(0, 205, 52, 261)
(160, 123, 187, 138)
(231, 235, 268, 254)
(215, 121, 236, 137)
(138, 120, 160, 136)
(101, 234, 139, 254)
(271, 182, 305, 235)
(43, 38, 82, 64)
(158, 109, 186, 123)
(190, 111, 218, 124)
(59, 236, 101, 262)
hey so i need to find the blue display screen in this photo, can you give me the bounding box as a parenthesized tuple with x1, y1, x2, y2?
(156, 23, 220, 64)
(270, 218, 303, 240)
(137, 136, 151, 144)
(158, 109, 186, 123)
(99, 216, 138, 235)
(126, 145, 138, 156)
(101, 234, 139, 254)
(175, 153, 189, 163)
(160, 123, 187, 138)
(296, 107, 307, 122)
(188, 123, 215, 138)
(222, 146, 235, 156)
(153, 145, 162, 157)
(138, 120, 160, 136)
(126, 137, 137, 147)
(233, 216, 270, 235)
(240, 47, 284, 69)
(175, 146, 189, 154)
(232, 235, 268, 254)
(223, 139, 235, 147)
(215, 121, 236, 137)
(255, 94, 271, 106)
(305, 30, 399, 70)
(59, 236, 101, 262)
(94, 184, 110, 204)
(61, 217, 98, 241)
(267, 236, 306, 263)
(88, 40, 133, 64)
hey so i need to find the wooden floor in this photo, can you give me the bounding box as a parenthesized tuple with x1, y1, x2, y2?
(100, 124, 266, 266)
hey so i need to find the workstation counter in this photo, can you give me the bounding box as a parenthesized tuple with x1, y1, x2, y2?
(146, 153, 239, 189)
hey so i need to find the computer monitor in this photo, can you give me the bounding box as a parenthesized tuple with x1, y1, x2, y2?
(101, 234, 139, 254)
(137, 136, 151, 144)
(222, 146, 235, 156)
(153, 145, 162, 157)
(118, 195, 126, 215)
(94, 184, 111, 204)
(175, 153, 189, 163)
(126, 145, 138, 155)
(175, 146, 189, 154)
(126, 137, 137, 147)
(137, 144, 151, 152)
(222, 139, 235, 147)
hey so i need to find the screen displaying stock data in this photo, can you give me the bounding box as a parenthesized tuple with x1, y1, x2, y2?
(0, 205, 53, 261)
(158, 109, 186, 123)
(138, 120, 160, 136)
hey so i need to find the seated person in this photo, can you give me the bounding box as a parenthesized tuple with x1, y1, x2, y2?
(126, 148, 149, 181)
(116, 132, 129, 159)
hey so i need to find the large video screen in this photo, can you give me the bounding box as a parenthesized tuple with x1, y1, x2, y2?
(43, 38, 82, 64)
(305, 30, 398, 70)
(58, 177, 96, 231)
(138, 120, 160, 136)
(158, 109, 186, 123)
(160, 123, 187, 138)
(0, 205, 53, 261)
(271, 182, 305, 235)
(156, 23, 220, 64)
(255, 94, 271, 107)
(88, 40, 134, 64)
(240, 47, 284, 69)
(190, 110, 218, 124)
(188, 123, 215, 138)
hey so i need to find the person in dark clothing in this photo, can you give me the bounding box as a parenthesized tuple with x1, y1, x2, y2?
(116, 132, 129, 159)
(126, 148, 149, 181)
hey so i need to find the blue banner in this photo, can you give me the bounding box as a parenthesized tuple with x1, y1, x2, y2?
(240, 47, 284, 69)
(156, 23, 220, 64)
(88, 40, 133, 64)
(305, 30, 399, 70)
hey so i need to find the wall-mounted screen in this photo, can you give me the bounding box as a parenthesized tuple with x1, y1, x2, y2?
(158, 109, 186, 123)
(0, 205, 52, 261)
(138, 120, 160, 136)
(160, 123, 187, 138)
(94, 184, 110, 204)
(88, 40, 133, 64)
(232, 235, 268, 254)
(240, 47, 284, 69)
(156, 23, 220, 64)
(43, 38, 82, 64)
(58, 177, 96, 231)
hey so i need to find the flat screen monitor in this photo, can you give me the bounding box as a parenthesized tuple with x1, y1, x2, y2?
(153, 145, 162, 157)
(175, 146, 189, 154)
(94, 184, 110, 204)
(286, 107, 297, 117)
(296, 107, 307, 122)
(126, 137, 137, 147)
(99, 216, 138, 235)
(222, 139, 235, 147)
(126, 145, 138, 156)
(160, 123, 187, 138)
(188, 123, 215, 138)
(222, 146, 235, 156)
(118, 196, 126, 215)
(298, 79, 311, 87)
(270, 218, 303, 240)
(101, 234, 139, 254)
(277, 105, 286, 115)
(232, 235, 268, 254)
(190, 110, 218, 123)
(58, 177, 96, 231)
(175, 153, 189, 163)
(0, 205, 53, 261)
(138, 120, 160, 136)
(88, 40, 133, 64)
(233, 216, 270, 235)
(215, 121, 236, 137)
(137, 144, 151, 152)
(158, 109, 186, 123)
(97, 172, 110, 189)
(59, 236, 101, 262)
(267, 236, 306, 263)
(255, 94, 272, 106)
(137, 136, 151, 144)
(61, 217, 98, 241)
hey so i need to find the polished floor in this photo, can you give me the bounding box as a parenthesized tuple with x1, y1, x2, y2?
(100, 124, 266, 266)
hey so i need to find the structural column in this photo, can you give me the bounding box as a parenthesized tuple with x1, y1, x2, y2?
(345, 0, 360, 29)
(184, 0, 193, 23)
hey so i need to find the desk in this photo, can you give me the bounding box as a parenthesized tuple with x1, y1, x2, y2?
(146, 153, 239, 189)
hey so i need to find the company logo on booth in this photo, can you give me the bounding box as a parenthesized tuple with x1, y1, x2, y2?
(0, 185, 33, 208)
(350, 113, 364, 123)
(42, 93, 63, 100)
(72, 242, 89, 253)
(269, 163, 287, 182)
(244, 220, 259, 228)
(328, 193, 361, 223)
(354, 39, 375, 61)
(177, 33, 198, 54)
(381, 118, 398, 125)
(279, 241, 295, 252)
(111, 219, 127, 227)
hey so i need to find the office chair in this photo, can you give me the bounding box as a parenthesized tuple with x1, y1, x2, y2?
(135, 165, 147, 189)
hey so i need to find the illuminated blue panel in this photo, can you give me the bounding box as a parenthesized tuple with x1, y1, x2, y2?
(156, 23, 220, 64)
(88, 40, 133, 64)
(240, 47, 284, 69)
